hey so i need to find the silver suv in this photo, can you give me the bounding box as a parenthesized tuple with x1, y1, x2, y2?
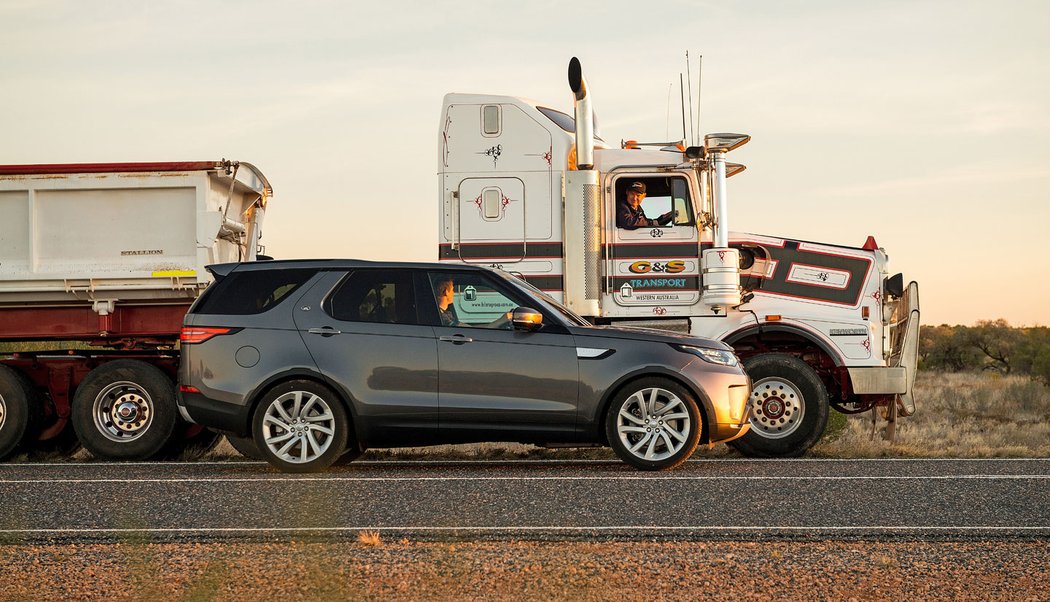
(177, 260, 750, 472)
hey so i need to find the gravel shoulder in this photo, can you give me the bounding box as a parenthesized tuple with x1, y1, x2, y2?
(1, 540, 1046, 601)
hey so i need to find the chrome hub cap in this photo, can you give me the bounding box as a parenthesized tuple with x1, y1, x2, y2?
(261, 391, 337, 464)
(93, 382, 153, 442)
(616, 387, 691, 461)
(748, 377, 804, 439)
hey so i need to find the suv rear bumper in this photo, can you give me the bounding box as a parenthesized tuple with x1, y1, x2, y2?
(178, 390, 250, 435)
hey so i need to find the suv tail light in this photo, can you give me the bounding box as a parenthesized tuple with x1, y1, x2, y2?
(180, 327, 235, 344)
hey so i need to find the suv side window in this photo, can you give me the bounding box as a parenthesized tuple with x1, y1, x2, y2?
(325, 269, 419, 324)
(193, 269, 317, 315)
(427, 271, 529, 330)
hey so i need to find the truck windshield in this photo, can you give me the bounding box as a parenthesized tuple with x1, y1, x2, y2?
(536, 107, 605, 143)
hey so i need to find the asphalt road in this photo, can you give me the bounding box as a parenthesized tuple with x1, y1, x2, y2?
(0, 458, 1047, 543)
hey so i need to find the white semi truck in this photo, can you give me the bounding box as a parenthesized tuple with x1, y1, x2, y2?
(0, 160, 270, 460)
(438, 58, 920, 456)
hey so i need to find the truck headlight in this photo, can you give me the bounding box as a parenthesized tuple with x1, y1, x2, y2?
(672, 344, 739, 367)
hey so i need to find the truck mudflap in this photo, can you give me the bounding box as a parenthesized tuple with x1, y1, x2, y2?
(889, 281, 920, 416)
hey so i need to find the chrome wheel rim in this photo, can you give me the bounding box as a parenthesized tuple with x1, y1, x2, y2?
(0, 394, 7, 431)
(93, 381, 154, 443)
(261, 391, 337, 464)
(616, 387, 691, 461)
(748, 377, 805, 439)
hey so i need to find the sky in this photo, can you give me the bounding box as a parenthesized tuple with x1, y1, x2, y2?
(2, 0, 1048, 326)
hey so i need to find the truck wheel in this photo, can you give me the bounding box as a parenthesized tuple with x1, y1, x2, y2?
(605, 377, 701, 471)
(252, 380, 348, 473)
(730, 354, 829, 458)
(0, 366, 40, 461)
(226, 433, 264, 460)
(72, 360, 178, 460)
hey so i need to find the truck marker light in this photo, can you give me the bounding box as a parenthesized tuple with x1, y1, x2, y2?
(862, 306, 870, 320)
(180, 327, 233, 344)
(862, 236, 879, 251)
(765, 315, 782, 322)
(179, 385, 201, 394)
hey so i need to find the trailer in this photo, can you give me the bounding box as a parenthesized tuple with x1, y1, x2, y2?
(437, 58, 921, 456)
(0, 160, 270, 459)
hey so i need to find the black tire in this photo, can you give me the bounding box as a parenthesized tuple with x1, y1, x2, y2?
(226, 433, 264, 460)
(251, 380, 349, 473)
(729, 353, 829, 458)
(605, 377, 701, 471)
(71, 360, 178, 460)
(0, 366, 40, 461)
(159, 423, 223, 460)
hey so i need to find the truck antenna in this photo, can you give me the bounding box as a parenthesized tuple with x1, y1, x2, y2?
(679, 73, 687, 144)
(695, 54, 703, 143)
(665, 82, 673, 140)
(686, 51, 695, 147)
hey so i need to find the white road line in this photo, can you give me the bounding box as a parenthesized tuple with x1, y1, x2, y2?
(2, 457, 1048, 467)
(0, 475, 1047, 484)
(0, 526, 1046, 535)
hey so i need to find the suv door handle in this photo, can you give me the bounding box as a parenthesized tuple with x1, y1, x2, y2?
(308, 327, 342, 337)
(439, 334, 474, 344)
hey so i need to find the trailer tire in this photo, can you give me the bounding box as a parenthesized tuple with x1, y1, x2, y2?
(729, 353, 828, 458)
(226, 433, 264, 460)
(0, 366, 40, 461)
(72, 360, 178, 460)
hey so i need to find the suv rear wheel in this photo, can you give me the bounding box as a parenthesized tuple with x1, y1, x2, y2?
(252, 380, 348, 473)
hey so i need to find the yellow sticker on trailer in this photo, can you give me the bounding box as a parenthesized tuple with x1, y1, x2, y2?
(152, 270, 196, 277)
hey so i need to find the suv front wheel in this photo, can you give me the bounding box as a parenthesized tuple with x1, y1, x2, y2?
(252, 380, 349, 473)
(606, 377, 702, 471)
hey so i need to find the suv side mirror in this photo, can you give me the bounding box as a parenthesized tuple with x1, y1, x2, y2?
(512, 307, 543, 332)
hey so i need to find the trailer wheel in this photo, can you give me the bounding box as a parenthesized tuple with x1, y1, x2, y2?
(730, 354, 829, 458)
(226, 433, 264, 460)
(0, 366, 40, 461)
(72, 360, 178, 460)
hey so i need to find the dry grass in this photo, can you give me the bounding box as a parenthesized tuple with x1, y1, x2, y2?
(357, 530, 382, 547)
(813, 371, 1050, 458)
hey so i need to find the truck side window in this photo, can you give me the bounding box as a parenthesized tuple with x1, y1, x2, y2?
(615, 177, 694, 229)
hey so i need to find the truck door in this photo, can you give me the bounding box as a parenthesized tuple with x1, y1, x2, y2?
(606, 175, 702, 312)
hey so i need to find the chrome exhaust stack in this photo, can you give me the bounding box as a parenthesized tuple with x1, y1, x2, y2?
(564, 57, 600, 315)
(567, 57, 594, 170)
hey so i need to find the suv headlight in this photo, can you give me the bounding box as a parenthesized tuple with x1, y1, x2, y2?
(672, 344, 739, 367)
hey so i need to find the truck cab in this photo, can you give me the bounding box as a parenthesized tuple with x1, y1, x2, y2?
(438, 58, 920, 457)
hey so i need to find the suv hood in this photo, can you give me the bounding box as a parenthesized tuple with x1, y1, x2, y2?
(569, 325, 732, 350)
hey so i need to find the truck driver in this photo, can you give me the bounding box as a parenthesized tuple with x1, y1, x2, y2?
(616, 181, 674, 229)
